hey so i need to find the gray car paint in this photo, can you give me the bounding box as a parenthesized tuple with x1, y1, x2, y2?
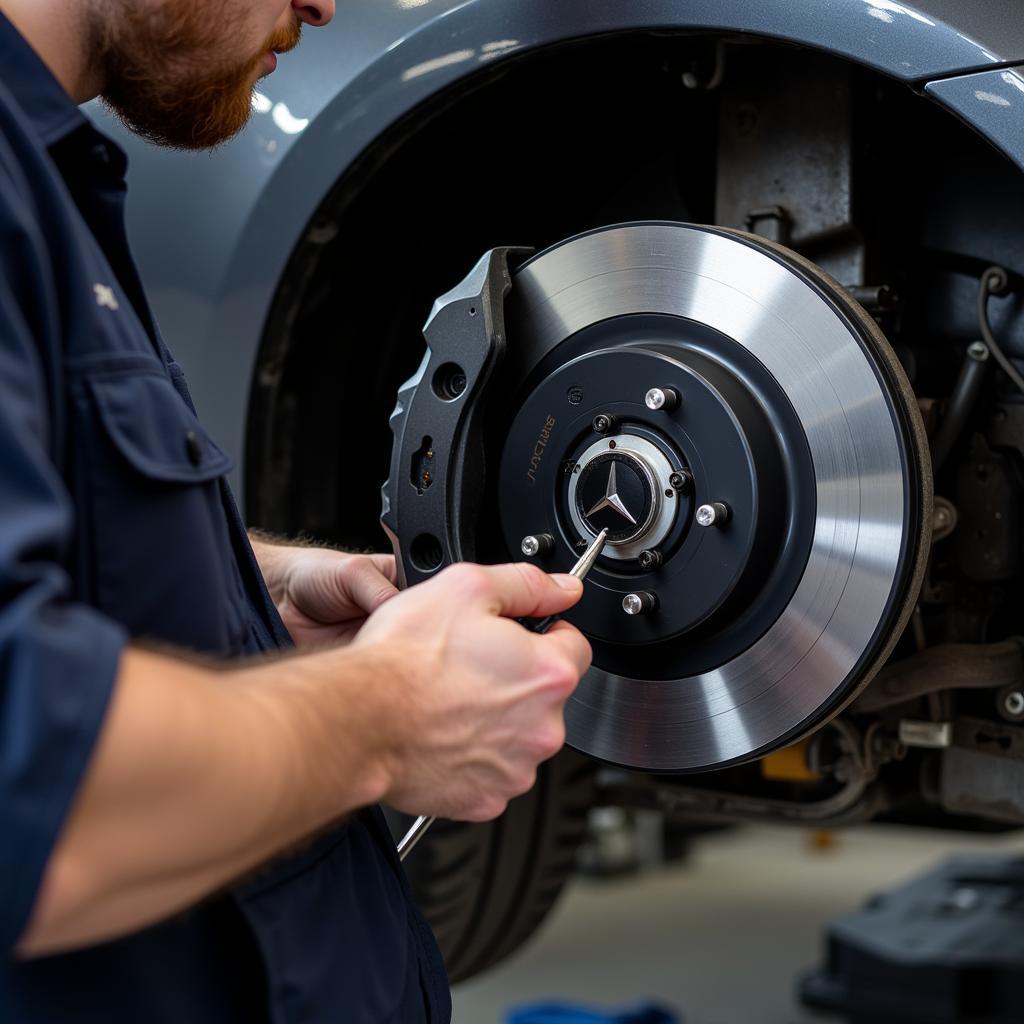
(89, 0, 1024, 503)
(926, 65, 1024, 172)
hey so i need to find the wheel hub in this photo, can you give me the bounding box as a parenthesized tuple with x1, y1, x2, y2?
(382, 223, 931, 773)
(569, 438, 671, 552)
(496, 321, 813, 648)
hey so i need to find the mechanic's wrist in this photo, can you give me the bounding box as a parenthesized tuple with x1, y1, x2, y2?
(247, 530, 292, 601)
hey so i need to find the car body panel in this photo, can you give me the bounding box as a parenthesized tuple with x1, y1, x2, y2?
(925, 66, 1024, 172)
(89, 0, 1024, 500)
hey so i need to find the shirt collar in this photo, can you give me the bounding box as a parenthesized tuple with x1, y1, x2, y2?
(0, 10, 88, 148)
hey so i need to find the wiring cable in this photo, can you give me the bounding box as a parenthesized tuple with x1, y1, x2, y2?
(978, 265, 1024, 395)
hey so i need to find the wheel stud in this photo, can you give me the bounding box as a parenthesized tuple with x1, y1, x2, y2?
(622, 591, 658, 616)
(669, 470, 693, 493)
(592, 413, 618, 435)
(521, 533, 554, 557)
(637, 549, 662, 572)
(696, 502, 730, 527)
(645, 387, 679, 412)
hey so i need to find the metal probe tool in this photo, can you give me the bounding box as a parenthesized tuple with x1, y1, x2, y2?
(396, 528, 608, 861)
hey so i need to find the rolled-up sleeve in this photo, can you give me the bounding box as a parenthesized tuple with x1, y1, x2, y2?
(0, 181, 126, 950)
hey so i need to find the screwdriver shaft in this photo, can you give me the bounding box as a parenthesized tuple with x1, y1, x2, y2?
(397, 814, 436, 861)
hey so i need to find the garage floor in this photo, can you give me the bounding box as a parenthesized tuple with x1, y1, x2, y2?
(452, 823, 1024, 1024)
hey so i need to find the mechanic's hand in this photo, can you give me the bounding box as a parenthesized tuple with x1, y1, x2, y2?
(270, 546, 399, 647)
(352, 562, 592, 822)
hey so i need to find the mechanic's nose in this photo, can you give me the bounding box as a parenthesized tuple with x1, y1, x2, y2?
(292, 0, 334, 27)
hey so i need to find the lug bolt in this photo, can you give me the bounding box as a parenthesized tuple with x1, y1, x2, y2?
(696, 502, 730, 527)
(637, 549, 662, 572)
(669, 470, 693, 493)
(592, 413, 618, 435)
(645, 387, 680, 412)
(622, 591, 658, 616)
(521, 533, 554, 558)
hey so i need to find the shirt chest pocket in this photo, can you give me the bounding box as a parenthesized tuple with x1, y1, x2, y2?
(69, 356, 249, 655)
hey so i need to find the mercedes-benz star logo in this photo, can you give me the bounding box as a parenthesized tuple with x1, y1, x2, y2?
(585, 461, 637, 525)
(573, 449, 656, 546)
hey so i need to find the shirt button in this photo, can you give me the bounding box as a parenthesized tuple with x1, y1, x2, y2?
(91, 143, 111, 168)
(185, 430, 203, 466)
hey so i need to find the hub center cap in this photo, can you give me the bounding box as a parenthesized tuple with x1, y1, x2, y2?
(576, 451, 653, 543)
(566, 434, 680, 561)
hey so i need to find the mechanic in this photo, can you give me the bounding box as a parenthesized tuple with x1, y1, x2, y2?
(0, 1, 593, 1020)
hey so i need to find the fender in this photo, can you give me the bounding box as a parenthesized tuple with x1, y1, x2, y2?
(90, 0, 1024, 498)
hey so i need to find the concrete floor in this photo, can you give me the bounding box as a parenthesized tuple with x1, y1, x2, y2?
(452, 822, 1024, 1024)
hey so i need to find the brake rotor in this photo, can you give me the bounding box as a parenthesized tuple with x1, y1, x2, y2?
(382, 223, 931, 773)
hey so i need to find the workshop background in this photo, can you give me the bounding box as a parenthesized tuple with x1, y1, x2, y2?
(452, 820, 1024, 1024)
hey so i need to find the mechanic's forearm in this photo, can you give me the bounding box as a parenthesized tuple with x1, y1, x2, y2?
(18, 645, 394, 957)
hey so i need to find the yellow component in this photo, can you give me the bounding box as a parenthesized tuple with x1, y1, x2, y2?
(807, 829, 838, 853)
(761, 740, 821, 782)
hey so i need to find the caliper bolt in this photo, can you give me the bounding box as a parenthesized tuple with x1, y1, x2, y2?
(645, 387, 680, 412)
(637, 549, 662, 572)
(696, 502, 730, 527)
(592, 413, 617, 435)
(521, 533, 554, 558)
(622, 591, 658, 616)
(668, 470, 693, 494)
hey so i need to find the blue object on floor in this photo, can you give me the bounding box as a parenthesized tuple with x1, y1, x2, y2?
(504, 1001, 680, 1024)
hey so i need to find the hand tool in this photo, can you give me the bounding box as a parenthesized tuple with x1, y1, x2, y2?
(396, 528, 608, 861)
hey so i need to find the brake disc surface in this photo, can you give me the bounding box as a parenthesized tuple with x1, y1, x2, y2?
(383, 223, 931, 772)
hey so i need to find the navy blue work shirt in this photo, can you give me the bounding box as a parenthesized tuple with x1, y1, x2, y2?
(0, 14, 451, 1023)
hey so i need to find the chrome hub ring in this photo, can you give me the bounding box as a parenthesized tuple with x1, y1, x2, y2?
(567, 434, 678, 561)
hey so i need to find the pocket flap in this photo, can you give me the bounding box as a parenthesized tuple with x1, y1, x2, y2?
(87, 370, 234, 483)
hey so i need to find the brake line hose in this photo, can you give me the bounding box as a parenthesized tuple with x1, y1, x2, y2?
(978, 265, 1024, 395)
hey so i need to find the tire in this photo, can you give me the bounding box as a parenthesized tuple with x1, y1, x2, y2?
(392, 748, 597, 983)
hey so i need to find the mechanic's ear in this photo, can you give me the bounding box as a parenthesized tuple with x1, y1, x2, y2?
(292, 1, 334, 27)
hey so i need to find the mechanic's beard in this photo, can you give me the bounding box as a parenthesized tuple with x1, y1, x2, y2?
(95, 4, 301, 151)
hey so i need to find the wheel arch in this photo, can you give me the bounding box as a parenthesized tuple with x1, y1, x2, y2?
(92, 0, 1024, 505)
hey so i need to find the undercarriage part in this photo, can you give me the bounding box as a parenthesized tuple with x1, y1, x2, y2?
(955, 435, 1020, 582)
(929, 341, 989, 471)
(978, 266, 1024, 396)
(599, 718, 888, 826)
(383, 222, 932, 773)
(940, 716, 1024, 825)
(715, 53, 863, 286)
(852, 639, 1024, 713)
(801, 857, 1024, 1024)
(931, 496, 957, 542)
